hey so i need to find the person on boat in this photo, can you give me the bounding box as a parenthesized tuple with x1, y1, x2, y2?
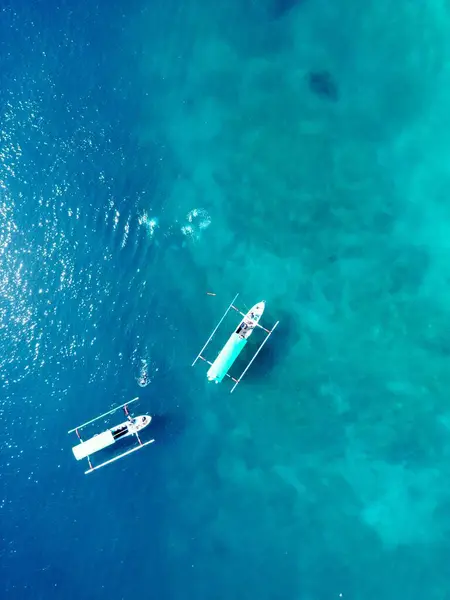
(237, 321, 248, 335)
(244, 316, 255, 328)
(113, 424, 128, 440)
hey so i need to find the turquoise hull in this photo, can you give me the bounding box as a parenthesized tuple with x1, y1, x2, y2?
(207, 332, 247, 383)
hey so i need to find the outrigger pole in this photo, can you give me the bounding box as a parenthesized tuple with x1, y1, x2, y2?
(192, 293, 239, 366)
(230, 320, 279, 393)
(84, 439, 155, 475)
(68, 398, 139, 433)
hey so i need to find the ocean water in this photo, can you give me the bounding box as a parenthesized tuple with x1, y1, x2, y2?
(2, 0, 450, 598)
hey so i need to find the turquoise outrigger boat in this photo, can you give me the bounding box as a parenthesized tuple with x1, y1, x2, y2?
(192, 293, 279, 393)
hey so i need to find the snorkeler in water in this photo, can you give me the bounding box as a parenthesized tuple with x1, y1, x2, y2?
(138, 373, 148, 387)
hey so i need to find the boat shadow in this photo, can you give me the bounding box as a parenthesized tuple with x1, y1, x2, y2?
(98, 412, 186, 464)
(231, 311, 299, 383)
(148, 412, 187, 443)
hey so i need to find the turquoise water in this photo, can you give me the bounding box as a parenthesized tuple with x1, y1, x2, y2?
(2, 0, 450, 598)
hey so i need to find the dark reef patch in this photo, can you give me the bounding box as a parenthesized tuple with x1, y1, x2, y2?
(307, 70, 339, 101)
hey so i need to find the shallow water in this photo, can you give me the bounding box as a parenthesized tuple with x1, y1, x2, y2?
(2, 1, 450, 599)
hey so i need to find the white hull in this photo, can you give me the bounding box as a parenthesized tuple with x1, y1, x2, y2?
(235, 301, 265, 339)
(72, 430, 115, 460)
(192, 293, 279, 393)
(72, 415, 151, 461)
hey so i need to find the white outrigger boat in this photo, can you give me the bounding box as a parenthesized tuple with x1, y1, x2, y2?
(192, 293, 279, 393)
(68, 397, 154, 474)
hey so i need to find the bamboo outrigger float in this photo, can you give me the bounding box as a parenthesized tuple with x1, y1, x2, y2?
(192, 293, 279, 392)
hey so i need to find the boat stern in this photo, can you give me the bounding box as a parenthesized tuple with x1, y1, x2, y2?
(207, 332, 248, 383)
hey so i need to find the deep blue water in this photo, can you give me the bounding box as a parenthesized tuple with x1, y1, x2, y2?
(3, 1, 450, 599)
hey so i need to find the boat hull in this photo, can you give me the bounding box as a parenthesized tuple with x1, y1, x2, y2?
(72, 430, 115, 460)
(71, 415, 151, 460)
(234, 301, 265, 340)
(207, 332, 247, 383)
(206, 301, 266, 383)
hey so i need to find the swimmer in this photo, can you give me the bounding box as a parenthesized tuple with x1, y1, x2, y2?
(138, 374, 148, 387)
